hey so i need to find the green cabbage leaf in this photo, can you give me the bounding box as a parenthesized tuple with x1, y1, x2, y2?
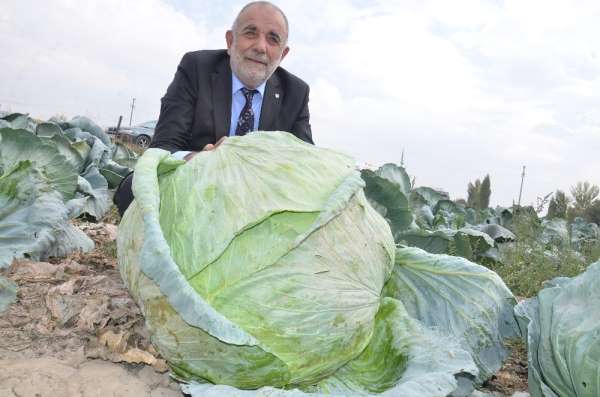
(515, 260, 600, 397)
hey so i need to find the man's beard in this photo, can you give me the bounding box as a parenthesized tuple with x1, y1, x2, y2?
(229, 48, 278, 88)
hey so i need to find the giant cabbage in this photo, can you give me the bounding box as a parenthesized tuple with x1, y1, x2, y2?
(118, 131, 519, 396)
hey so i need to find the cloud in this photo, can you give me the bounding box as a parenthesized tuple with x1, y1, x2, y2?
(2, 0, 599, 207)
(276, 0, 600, 206)
(0, 0, 216, 124)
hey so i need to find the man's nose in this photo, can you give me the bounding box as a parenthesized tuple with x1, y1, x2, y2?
(252, 34, 268, 54)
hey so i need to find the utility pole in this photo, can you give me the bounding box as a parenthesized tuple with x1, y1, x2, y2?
(517, 165, 526, 206)
(129, 98, 136, 126)
(400, 149, 405, 167)
(116, 115, 123, 133)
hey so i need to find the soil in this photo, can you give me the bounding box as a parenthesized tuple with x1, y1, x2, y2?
(0, 218, 182, 397)
(0, 212, 529, 397)
(481, 339, 529, 396)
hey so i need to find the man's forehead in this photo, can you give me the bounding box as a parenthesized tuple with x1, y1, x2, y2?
(236, 4, 287, 35)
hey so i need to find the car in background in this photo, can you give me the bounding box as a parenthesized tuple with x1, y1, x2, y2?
(106, 120, 157, 148)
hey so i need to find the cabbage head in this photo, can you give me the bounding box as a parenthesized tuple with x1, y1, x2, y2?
(118, 132, 477, 395)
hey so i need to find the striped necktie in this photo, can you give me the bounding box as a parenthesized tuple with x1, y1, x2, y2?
(235, 88, 258, 136)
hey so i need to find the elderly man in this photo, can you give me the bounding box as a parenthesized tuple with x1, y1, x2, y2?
(114, 1, 312, 216)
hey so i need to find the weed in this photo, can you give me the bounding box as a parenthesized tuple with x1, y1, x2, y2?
(101, 240, 118, 259)
(487, 211, 597, 297)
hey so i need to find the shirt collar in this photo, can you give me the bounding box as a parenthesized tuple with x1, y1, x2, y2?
(231, 72, 266, 97)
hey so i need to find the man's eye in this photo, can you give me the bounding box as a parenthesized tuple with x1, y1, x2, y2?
(268, 35, 281, 45)
(243, 31, 256, 38)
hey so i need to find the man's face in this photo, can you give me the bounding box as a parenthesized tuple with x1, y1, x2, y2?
(226, 4, 290, 89)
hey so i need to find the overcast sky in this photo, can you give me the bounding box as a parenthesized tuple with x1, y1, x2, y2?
(1, 0, 599, 207)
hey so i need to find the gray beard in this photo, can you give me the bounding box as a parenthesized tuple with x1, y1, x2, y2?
(230, 54, 276, 88)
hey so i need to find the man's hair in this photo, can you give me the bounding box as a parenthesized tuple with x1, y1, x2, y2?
(231, 1, 289, 43)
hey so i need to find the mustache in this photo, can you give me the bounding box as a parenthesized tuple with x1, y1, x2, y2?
(245, 53, 269, 65)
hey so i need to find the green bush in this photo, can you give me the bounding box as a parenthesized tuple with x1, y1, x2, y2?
(490, 212, 598, 297)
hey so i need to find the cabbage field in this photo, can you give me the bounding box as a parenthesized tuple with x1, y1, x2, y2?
(1, 113, 599, 397)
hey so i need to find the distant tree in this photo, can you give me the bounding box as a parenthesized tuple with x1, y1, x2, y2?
(547, 190, 569, 219)
(467, 180, 481, 209)
(50, 113, 68, 122)
(466, 175, 491, 210)
(584, 200, 600, 225)
(480, 175, 491, 209)
(571, 181, 599, 211)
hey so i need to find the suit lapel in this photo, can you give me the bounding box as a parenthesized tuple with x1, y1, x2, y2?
(212, 57, 232, 142)
(259, 72, 282, 131)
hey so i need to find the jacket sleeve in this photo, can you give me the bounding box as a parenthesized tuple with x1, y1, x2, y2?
(290, 85, 314, 145)
(150, 52, 198, 153)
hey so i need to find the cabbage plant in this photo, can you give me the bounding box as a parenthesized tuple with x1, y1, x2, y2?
(515, 260, 600, 397)
(361, 164, 513, 264)
(0, 113, 138, 268)
(118, 132, 518, 396)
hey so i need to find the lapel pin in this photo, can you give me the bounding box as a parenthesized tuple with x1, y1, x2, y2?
(275, 93, 280, 99)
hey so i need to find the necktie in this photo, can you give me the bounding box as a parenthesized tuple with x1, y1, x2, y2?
(235, 88, 258, 136)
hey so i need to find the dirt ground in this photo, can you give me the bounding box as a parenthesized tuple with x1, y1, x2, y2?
(481, 339, 529, 396)
(0, 221, 183, 397)
(0, 215, 529, 397)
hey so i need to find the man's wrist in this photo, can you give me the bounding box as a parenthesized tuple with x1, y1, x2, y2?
(172, 151, 191, 161)
(183, 152, 198, 161)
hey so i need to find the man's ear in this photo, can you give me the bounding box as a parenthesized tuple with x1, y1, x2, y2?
(225, 30, 233, 53)
(281, 46, 290, 61)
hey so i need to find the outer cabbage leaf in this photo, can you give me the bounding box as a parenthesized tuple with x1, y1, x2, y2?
(396, 228, 495, 262)
(67, 166, 110, 219)
(432, 200, 467, 230)
(411, 187, 449, 209)
(383, 247, 520, 384)
(539, 218, 569, 248)
(0, 113, 35, 131)
(100, 160, 132, 188)
(375, 164, 412, 196)
(413, 204, 435, 229)
(46, 133, 86, 172)
(35, 122, 63, 137)
(476, 224, 516, 243)
(397, 229, 454, 254)
(0, 128, 78, 200)
(62, 127, 112, 169)
(84, 135, 112, 169)
(111, 141, 138, 169)
(570, 217, 599, 251)
(361, 164, 416, 239)
(182, 298, 477, 397)
(515, 261, 600, 397)
(66, 115, 111, 146)
(0, 160, 69, 268)
(40, 221, 94, 259)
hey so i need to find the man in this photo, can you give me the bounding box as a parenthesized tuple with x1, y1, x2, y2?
(114, 1, 313, 216)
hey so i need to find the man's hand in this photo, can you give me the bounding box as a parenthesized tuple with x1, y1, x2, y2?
(183, 137, 227, 162)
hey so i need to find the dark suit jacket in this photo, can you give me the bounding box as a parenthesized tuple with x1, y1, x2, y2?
(149, 49, 313, 152)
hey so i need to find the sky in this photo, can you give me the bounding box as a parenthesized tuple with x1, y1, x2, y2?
(1, 0, 599, 207)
